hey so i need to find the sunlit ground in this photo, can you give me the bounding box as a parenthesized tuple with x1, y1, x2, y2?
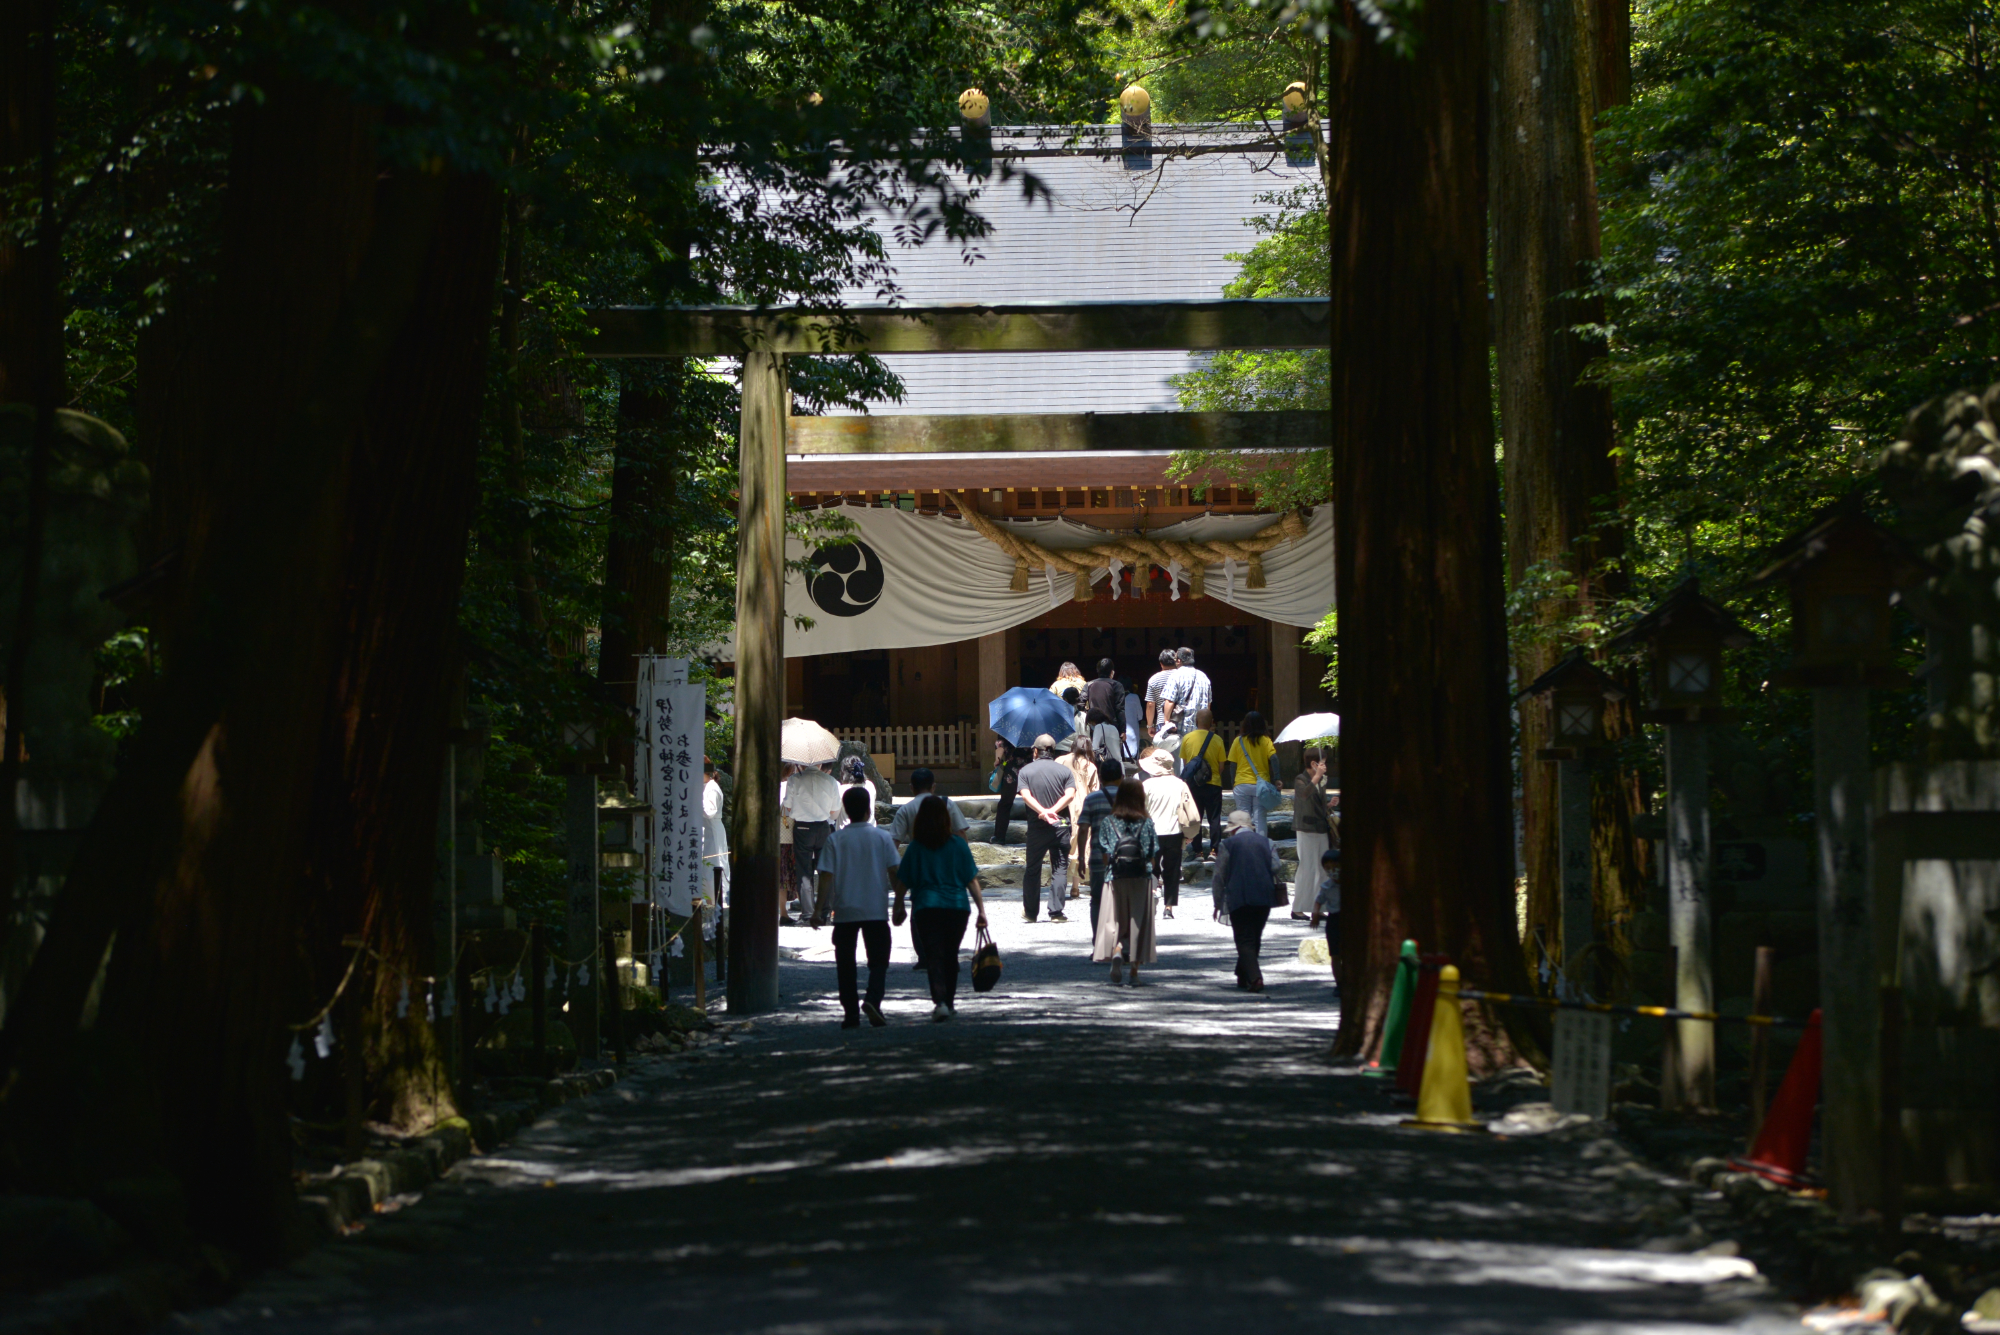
(181, 878, 1805, 1334)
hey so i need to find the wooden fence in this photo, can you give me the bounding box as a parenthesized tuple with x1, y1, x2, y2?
(833, 722, 983, 770)
(832, 719, 1255, 771)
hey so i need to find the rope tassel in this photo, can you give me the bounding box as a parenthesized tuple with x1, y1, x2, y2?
(1247, 555, 1266, 589)
(1010, 559, 1029, 593)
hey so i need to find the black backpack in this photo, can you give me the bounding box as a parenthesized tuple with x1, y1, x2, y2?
(1112, 825, 1149, 879)
(1180, 730, 1216, 787)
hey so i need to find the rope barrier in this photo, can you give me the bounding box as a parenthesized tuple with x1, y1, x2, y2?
(1455, 987, 1815, 1029)
(946, 492, 1308, 600)
(289, 945, 365, 1033)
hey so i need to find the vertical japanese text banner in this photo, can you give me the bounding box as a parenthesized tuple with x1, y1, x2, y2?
(641, 657, 705, 917)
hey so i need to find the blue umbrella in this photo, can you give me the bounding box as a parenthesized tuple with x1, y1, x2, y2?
(987, 687, 1077, 749)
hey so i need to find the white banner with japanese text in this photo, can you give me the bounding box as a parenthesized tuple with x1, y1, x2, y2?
(639, 657, 705, 917)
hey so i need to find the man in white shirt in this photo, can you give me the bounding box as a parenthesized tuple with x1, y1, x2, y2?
(1168, 647, 1214, 726)
(1144, 649, 1180, 744)
(889, 767, 968, 846)
(783, 760, 842, 924)
(700, 759, 730, 913)
(815, 787, 900, 1028)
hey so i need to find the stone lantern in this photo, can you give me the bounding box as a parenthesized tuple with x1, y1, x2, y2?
(958, 87, 992, 177)
(1523, 651, 1626, 983)
(1748, 499, 1926, 1215)
(1120, 84, 1152, 171)
(1605, 578, 1755, 1110)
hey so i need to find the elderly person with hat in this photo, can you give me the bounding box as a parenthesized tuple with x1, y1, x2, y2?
(1137, 747, 1200, 920)
(1014, 734, 1076, 923)
(1212, 808, 1286, 992)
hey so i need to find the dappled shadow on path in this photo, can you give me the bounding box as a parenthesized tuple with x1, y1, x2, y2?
(188, 886, 1794, 1334)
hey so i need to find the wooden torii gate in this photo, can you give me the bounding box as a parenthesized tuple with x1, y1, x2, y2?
(583, 298, 1331, 1011)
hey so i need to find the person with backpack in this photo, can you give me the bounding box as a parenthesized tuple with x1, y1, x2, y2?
(1138, 749, 1200, 919)
(1213, 809, 1285, 992)
(1076, 756, 1121, 944)
(1177, 709, 1228, 860)
(989, 736, 1028, 845)
(1143, 648, 1180, 746)
(1227, 710, 1279, 836)
(1059, 734, 1101, 887)
(1091, 778, 1159, 986)
(1082, 658, 1127, 760)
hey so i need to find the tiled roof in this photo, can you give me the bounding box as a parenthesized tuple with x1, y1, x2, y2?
(816, 125, 1318, 417)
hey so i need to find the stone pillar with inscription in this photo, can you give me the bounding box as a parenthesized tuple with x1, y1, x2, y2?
(1664, 718, 1715, 1109)
(1814, 683, 1877, 1214)
(565, 772, 600, 1058)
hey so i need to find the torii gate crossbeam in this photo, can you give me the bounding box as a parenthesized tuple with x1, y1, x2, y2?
(585, 299, 1330, 1013)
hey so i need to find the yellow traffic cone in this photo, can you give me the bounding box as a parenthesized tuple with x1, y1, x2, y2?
(1400, 964, 1486, 1133)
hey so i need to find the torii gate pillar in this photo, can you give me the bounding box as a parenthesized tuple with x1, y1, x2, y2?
(727, 349, 785, 1012)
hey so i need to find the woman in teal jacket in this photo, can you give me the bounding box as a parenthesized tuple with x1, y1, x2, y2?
(894, 796, 989, 1021)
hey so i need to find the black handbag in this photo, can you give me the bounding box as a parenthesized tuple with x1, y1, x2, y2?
(970, 925, 1002, 993)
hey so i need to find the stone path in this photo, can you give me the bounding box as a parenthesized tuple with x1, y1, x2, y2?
(183, 878, 1804, 1334)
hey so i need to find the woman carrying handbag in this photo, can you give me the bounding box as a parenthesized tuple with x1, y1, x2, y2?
(1226, 711, 1281, 836)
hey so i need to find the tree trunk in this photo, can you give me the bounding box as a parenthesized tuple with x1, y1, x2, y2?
(497, 195, 546, 642)
(0, 85, 448, 1261)
(600, 367, 682, 777)
(299, 173, 503, 1133)
(0, 0, 60, 928)
(1328, 3, 1535, 1068)
(1493, 0, 1635, 988)
(0, 0, 55, 408)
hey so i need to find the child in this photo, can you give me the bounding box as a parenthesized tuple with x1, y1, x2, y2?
(1308, 846, 1340, 992)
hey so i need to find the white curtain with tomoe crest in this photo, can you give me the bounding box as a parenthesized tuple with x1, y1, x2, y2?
(713, 505, 1334, 659)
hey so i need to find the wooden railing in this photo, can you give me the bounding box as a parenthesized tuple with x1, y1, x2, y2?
(833, 722, 982, 770)
(832, 719, 1251, 770)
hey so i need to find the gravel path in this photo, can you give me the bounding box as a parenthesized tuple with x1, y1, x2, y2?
(182, 878, 1804, 1334)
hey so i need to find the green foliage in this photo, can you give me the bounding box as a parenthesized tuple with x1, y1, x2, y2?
(1595, 0, 2000, 580)
(89, 628, 150, 743)
(1168, 182, 1330, 507)
(1588, 0, 1986, 796)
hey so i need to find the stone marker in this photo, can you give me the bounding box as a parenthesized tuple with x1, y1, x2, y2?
(1550, 1008, 1612, 1120)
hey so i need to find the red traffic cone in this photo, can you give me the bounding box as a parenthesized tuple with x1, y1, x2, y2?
(1730, 1009, 1822, 1188)
(1395, 955, 1451, 1098)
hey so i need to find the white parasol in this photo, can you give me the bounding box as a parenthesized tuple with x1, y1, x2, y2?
(780, 717, 843, 765)
(1274, 712, 1341, 744)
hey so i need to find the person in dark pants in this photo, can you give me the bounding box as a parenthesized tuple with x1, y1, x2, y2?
(1077, 757, 1121, 945)
(1015, 734, 1076, 922)
(1213, 808, 1284, 992)
(816, 787, 900, 1027)
(990, 738, 1026, 845)
(1178, 709, 1227, 860)
(893, 796, 988, 1021)
(1309, 846, 1341, 996)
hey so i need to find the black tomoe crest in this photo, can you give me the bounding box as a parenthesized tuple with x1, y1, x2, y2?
(807, 540, 885, 617)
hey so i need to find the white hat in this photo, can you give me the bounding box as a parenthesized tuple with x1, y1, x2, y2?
(1225, 809, 1256, 830)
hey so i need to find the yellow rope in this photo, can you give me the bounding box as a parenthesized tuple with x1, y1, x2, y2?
(946, 494, 1307, 601)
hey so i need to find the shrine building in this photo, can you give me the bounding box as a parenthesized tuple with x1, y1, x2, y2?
(766, 109, 1334, 782)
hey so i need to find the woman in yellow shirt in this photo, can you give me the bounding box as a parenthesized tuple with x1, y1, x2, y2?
(1227, 711, 1278, 836)
(1177, 710, 1228, 859)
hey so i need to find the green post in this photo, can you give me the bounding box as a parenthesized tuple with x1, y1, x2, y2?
(1371, 940, 1420, 1076)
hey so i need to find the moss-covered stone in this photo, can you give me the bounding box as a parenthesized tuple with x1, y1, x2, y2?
(472, 1010, 577, 1076)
